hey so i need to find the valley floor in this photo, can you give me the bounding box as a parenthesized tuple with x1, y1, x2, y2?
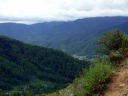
(104, 68, 128, 96)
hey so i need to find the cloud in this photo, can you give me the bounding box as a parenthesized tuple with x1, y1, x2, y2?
(0, 0, 128, 24)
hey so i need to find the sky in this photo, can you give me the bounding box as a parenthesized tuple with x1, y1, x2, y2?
(0, 0, 128, 24)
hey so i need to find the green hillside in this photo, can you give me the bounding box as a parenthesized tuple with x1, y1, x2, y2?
(0, 36, 90, 94)
(44, 30, 128, 96)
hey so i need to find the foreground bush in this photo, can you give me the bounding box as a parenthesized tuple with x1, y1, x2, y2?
(74, 59, 113, 96)
(97, 30, 128, 64)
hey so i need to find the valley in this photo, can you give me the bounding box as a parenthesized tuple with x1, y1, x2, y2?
(0, 16, 128, 96)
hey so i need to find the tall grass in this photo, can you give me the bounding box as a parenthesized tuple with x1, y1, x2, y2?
(74, 58, 113, 96)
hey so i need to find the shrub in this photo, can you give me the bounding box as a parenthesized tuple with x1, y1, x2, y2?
(97, 30, 126, 55)
(97, 30, 128, 64)
(74, 58, 113, 96)
(0, 89, 3, 96)
(8, 91, 22, 96)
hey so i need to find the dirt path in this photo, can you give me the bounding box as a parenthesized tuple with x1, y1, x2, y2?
(104, 68, 128, 96)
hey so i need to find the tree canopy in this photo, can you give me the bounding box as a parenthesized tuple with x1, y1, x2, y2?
(97, 30, 128, 63)
(0, 35, 90, 94)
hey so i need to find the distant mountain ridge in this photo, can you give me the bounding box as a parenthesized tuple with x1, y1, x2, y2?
(0, 16, 128, 56)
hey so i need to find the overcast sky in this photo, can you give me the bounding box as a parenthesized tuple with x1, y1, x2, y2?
(0, 0, 128, 24)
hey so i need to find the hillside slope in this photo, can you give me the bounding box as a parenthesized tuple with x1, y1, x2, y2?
(0, 36, 89, 94)
(45, 67, 128, 96)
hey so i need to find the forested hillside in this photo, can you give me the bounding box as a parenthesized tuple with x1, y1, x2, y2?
(0, 36, 89, 94)
(0, 17, 128, 56)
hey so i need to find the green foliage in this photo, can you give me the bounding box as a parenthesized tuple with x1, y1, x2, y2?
(97, 30, 125, 54)
(97, 30, 128, 63)
(0, 89, 3, 96)
(74, 59, 113, 96)
(0, 35, 90, 94)
(8, 91, 22, 96)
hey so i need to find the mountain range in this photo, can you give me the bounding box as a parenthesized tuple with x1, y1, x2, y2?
(0, 16, 128, 56)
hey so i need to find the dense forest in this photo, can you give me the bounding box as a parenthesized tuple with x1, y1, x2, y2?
(0, 35, 90, 94)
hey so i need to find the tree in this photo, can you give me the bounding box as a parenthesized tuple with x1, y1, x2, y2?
(97, 30, 128, 64)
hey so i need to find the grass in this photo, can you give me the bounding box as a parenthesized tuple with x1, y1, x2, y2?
(74, 58, 113, 96)
(26, 58, 114, 96)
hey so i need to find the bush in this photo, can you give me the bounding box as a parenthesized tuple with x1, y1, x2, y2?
(74, 58, 113, 96)
(97, 30, 126, 55)
(97, 30, 128, 64)
(0, 89, 3, 96)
